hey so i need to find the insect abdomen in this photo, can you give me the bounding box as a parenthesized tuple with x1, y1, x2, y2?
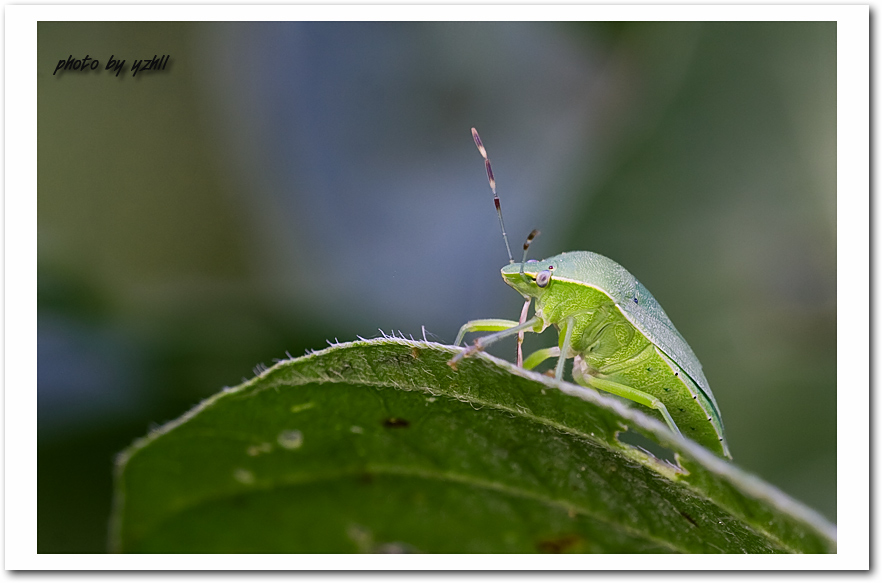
(574, 303, 728, 457)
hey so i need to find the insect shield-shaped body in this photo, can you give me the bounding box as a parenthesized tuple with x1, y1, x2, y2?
(451, 128, 730, 458)
(505, 252, 729, 458)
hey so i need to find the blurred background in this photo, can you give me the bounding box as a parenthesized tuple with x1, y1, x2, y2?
(38, 21, 836, 552)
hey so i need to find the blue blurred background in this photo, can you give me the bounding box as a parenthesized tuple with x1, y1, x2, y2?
(38, 21, 836, 552)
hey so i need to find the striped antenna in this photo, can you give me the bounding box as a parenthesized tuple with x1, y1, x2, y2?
(519, 229, 540, 280)
(521, 229, 540, 263)
(471, 128, 514, 264)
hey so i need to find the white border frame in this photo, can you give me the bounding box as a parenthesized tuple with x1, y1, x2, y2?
(6, 5, 868, 570)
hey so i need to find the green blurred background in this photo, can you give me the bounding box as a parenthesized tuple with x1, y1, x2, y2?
(38, 21, 836, 552)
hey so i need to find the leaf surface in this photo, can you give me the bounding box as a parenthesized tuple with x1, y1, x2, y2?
(111, 338, 836, 553)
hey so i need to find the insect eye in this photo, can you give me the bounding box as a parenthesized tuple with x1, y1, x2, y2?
(535, 270, 552, 288)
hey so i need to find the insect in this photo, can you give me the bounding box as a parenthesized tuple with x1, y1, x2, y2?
(449, 128, 730, 458)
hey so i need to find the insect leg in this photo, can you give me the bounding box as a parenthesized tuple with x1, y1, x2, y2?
(455, 319, 521, 346)
(522, 347, 560, 370)
(516, 296, 531, 367)
(449, 316, 542, 368)
(554, 317, 576, 381)
(573, 369, 683, 437)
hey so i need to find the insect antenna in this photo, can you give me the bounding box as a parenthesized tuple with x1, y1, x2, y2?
(471, 128, 514, 264)
(519, 229, 540, 282)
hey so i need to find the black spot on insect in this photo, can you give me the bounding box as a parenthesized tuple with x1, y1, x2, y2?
(383, 417, 410, 428)
(719, 437, 724, 441)
(674, 372, 679, 377)
(679, 511, 698, 527)
(707, 416, 712, 422)
(692, 395, 697, 400)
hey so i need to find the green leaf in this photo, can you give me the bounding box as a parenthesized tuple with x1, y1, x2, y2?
(110, 338, 836, 553)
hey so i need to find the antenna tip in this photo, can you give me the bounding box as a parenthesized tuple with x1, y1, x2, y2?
(471, 128, 487, 159)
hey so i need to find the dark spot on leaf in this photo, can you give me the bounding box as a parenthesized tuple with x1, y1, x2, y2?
(536, 533, 582, 553)
(664, 387, 670, 392)
(411, 347, 421, 359)
(383, 417, 410, 428)
(359, 472, 374, 484)
(679, 408, 684, 412)
(679, 511, 698, 527)
(633, 298, 638, 304)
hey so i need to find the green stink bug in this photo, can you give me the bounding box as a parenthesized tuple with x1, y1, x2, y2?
(450, 128, 730, 459)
